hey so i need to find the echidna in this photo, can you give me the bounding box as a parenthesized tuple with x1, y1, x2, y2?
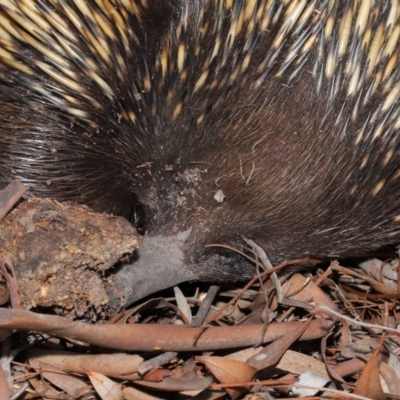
(1, 0, 400, 302)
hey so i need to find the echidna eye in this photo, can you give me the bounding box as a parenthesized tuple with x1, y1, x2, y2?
(131, 204, 146, 235)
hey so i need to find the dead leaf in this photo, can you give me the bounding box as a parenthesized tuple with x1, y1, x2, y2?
(174, 286, 192, 324)
(196, 356, 256, 399)
(332, 264, 398, 295)
(28, 349, 143, 380)
(291, 370, 330, 397)
(0, 364, 10, 400)
(143, 369, 172, 382)
(276, 349, 330, 380)
(123, 386, 166, 400)
(353, 337, 385, 399)
(380, 358, 400, 395)
(88, 371, 124, 400)
(280, 273, 338, 315)
(135, 375, 213, 392)
(247, 319, 312, 370)
(29, 358, 90, 398)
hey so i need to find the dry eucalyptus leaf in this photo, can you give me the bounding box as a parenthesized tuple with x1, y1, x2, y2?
(88, 371, 124, 400)
(196, 355, 257, 399)
(353, 345, 385, 400)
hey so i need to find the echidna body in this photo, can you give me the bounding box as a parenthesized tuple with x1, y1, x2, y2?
(1, 0, 400, 300)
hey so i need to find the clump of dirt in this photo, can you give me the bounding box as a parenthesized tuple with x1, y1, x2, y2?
(0, 197, 139, 318)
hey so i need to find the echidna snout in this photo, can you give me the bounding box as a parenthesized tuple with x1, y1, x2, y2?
(2, 0, 400, 302)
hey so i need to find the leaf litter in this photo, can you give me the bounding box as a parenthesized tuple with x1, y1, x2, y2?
(0, 181, 400, 399)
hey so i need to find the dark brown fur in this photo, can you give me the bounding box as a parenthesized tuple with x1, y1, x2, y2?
(1, 0, 400, 285)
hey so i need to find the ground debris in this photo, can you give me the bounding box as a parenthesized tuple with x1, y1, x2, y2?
(0, 197, 400, 399)
(1, 255, 400, 399)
